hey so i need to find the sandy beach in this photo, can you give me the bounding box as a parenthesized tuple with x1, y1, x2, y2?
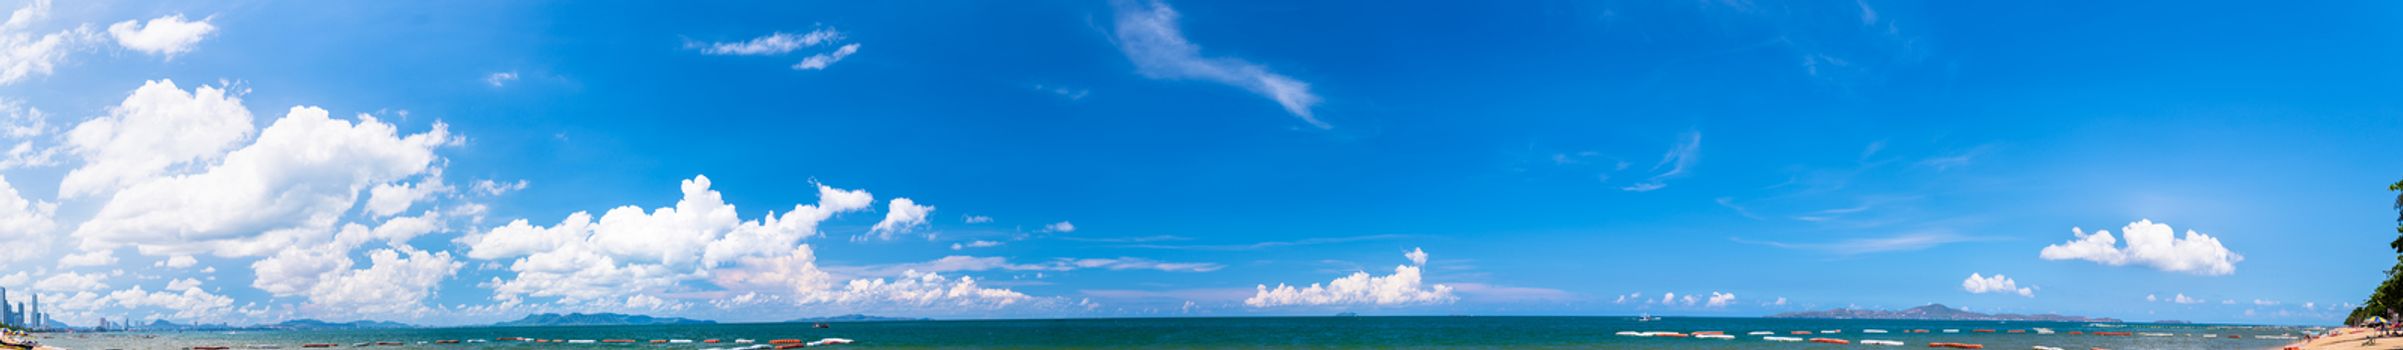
(2291, 328, 2403, 350)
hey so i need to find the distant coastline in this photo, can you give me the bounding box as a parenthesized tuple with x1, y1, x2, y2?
(1768, 304, 2123, 323)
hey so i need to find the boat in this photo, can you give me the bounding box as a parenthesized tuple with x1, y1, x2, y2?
(1790, 331, 1813, 335)
(1614, 331, 1646, 337)
(2033, 328, 2056, 334)
(1930, 342, 1987, 349)
(301, 345, 335, 349)
(1763, 336, 1803, 342)
(1863, 329, 1889, 333)
(1808, 338, 1850, 344)
(671, 339, 695, 343)
(815, 322, 831, 328)
(601, 339, 636, 344)
(1634, 313, 1662, 322)
(805, 338, 854, 346)
(1861, 339, 1904, 346)
(1697, 334, 1735, 340)
(2033, 346, 2064, 350)
(1943, 329, 1961, 333)
(735, 339, 757, 343)
(1820, 330, 1841, 334)
(1746, 331, 1774, 335)
(770, 339, 805, 344)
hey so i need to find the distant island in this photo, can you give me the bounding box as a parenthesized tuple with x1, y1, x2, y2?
(492, 313, 716, 327)
(784, 314, 926, 323)
(1769, 304, 2122, 323)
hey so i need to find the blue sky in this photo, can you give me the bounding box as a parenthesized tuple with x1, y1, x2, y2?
(0, 0, 2398, 327)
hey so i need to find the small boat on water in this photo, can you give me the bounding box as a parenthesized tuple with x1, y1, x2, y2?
(735, 339, 757, 344)
(1614, 331, 1645, 337)
(1763, 336, 1803, 342)
(1808, 338, 1850, 344)
(805, 338, 855, 346)
(1746, 331, 1774, 335)
(1697, 334, 1734, 340)
(815, 322, 832, 328)
(2033, 328, 2056, 334)
(671, 339, 695, 343)
(1861, 339, 1904, 346)
(1929, 342, 1987, 349)
(1863, 329, 1888, 334)
(1943, 329, 1960, 333)
(1634, 313, 1661, 322)
(2033, 346, 2064, 350)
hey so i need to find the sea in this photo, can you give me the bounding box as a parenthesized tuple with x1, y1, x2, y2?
(35, 316, 2315, 349)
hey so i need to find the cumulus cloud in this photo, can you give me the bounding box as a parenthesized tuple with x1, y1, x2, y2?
(71, 102, 452, 257)
(847, 256, 1224, 276)
(107, 14, 214, 59)
(0, 0, 98, 86)
(1041, 221, 1076, 233)
(2038, 219, 2242, 276)
(1706, 291, 1736, 307)
(864, 197, 934, 240)
(472, 179, 528, 196)
(365, 177, 449, 218)
(34, 271, 107, 292)
(1112, 0, 1325, 129)
(155, 255, 197, 268)
(59, 79, 255, 199)
(57, 250, 115, 268)
(2169, 293, 2202, 304)
(0, 175, 55, 265)
(44, 284, 234, 322)
(1961, 273, 2033, 297)
(1244, 247, 1456, 307)
(465, 176, 876, 308)
(1405, 247, 1428, 266)
(714, 245, 1031, 309)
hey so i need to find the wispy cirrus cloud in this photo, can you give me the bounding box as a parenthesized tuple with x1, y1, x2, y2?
(1112, 0, 1325, 129)
(1621, 131, 1701, 192)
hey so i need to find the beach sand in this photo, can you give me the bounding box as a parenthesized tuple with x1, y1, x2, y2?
(2295, 328, 2403, 350)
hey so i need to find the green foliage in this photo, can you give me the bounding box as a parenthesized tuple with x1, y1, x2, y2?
(2352, 178, 2403, 325)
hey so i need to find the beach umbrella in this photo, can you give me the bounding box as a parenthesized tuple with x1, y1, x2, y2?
(2367, 316, 2390, 325)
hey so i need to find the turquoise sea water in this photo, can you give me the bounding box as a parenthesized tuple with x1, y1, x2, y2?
(38, 317, 2312, 349)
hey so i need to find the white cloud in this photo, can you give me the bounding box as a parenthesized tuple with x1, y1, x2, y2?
(484, 71, 518, 87)
(962, 215, 993, 224)
(163, 277, 202, 292)
(1621, 131, 1700, 192)
(1771, 297, 1788, 306)
(34, 271, 107, 292)
(71, 103, 452, 258)
(864, 197, 934, 240)
(1112, 0, 1325, 129)
(1706, 291, 1736, 307)
(845, 255, 1223, 275)
(107, 14, 213, 59)
(0, 175, 55, 265)
(58, 249, 115, 268)
(1612, 292, 1641, 304)
(472, 179, 528, 196)
(60, 79, 255, 199)
(2039, 219, 2243, 276)
(365, 177, 448, 218)
(2145, 294, 2157, 302)
(464, 176, 877, 308)
(295, 247, 461, 316)
(155, 255, 196, 269)
(714, 245, 1031, 309)
(690, 29, 841, 56)
(1405, 247, 1428, 266)
(2170, 293, 2202, 304)
(1244, 247, 1456, 307)
(1041, 221, 1076, 233)
(1660, 292, 1677, 305)
(2254, 299, 2278, 306)
(0, 0, 96, 86)
(950, 240, 1002, 250)
(1961, 273, 2033, 297)
(791, 43, 859, 71)
(46, 284, 235, 322)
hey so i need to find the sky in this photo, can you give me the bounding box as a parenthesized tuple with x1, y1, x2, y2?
(0, 0, 2398, 327)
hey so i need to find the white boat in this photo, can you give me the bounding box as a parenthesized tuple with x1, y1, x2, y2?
(1763, 336, 1804, 342)
(1863, 329, 1889, 333)
(2033, 346, 2064, 350)
(734, 339, 757, 344)
(567, 339, 596, 344)
(1861, 339, 1903, 346)
(1634, 313, 1662, 322)
(2137, 332, 2174, 337)
(1615, 331, 1646, 337)
(669, 339, 694, 343)
(2032, 328, 2055, 334)
(1942, 329, 1961, 333)
(1819, 329, 1841, 334)
(1697, 334, 1735, 339)
(1746, 331, 1775, 335)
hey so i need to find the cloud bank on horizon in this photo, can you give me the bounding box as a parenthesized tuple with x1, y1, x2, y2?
(0, 0, 2388, 328)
